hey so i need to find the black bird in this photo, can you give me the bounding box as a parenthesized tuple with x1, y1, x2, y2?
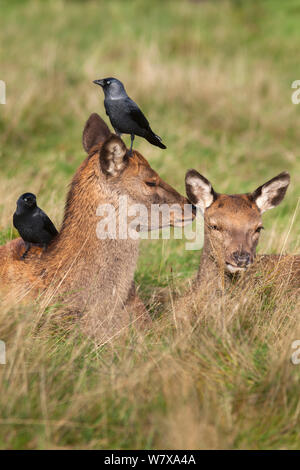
(13, 193, 58, 259)
(93, 77, 167, 154)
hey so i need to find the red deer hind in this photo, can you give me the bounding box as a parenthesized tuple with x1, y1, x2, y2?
(185, 169, 300, 289)
(0, 114, 192, 336)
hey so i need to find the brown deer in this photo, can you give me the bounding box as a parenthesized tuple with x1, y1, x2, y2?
(185, 169, 300, 290)
(0, 114, 192, 336)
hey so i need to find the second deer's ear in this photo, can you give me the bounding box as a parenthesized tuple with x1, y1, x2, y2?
(251, 172, 290, 213)
(185, 169, 217, 212)
(82, 113, 111, 153)
(99, 135, 129, 176)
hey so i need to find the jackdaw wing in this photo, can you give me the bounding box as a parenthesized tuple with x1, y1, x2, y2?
(104, 100, 110, 117)
(39, 209, 58, 237)
(126, 98, 150, 131)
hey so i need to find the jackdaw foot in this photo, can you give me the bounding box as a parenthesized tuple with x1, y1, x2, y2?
(21, 244, 31, 260)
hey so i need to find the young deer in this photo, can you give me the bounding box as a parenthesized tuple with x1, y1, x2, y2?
(185, 170, 300, 289)
(0, 114, 192, 334)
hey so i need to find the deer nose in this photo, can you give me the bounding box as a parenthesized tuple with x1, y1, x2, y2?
(232, 251, 251, 267)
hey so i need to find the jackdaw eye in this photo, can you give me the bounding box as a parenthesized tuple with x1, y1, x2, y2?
(106, 80, 111, 85)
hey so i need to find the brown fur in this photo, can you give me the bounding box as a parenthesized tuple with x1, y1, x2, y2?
(185, 170, 299, 291)
(0, 114, 191, 338)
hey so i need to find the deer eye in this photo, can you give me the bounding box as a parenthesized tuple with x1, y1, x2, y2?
(209, 225, 219, 231)
(146, 181, 156, 187)
(255, 226, 264, 233)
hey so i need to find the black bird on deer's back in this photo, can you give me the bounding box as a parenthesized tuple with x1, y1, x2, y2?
(93, 77, 167, 154)
(13, 193, 58, 259)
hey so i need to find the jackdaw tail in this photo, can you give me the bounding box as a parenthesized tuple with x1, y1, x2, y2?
(145, 130, 167, 149)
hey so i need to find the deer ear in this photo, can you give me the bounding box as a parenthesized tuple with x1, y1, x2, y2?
(82, 113, 111, 153)
(99, 135, 129, 176)
(251, 172, 290, 213)
(185, 169, 217, 211)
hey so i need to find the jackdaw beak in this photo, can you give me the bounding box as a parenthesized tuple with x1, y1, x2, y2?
(93, 79, 105, 87)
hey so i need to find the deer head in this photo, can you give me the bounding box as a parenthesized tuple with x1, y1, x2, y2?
(185, 170, 290, 274)
(82, 114, 193, 232)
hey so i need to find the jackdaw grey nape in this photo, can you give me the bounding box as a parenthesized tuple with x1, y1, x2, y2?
(13, 193, 58, 259)
(93, 77, 167, 154)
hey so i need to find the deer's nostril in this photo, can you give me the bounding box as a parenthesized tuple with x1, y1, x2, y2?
(232, 251, 251, 267)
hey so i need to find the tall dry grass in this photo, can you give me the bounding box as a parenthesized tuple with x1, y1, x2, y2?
(0, 255, 299, 449)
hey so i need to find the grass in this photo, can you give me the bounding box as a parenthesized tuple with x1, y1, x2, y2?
(0, 0, 299, 449)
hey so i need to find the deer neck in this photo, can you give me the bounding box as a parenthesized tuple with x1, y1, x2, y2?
(40, 154, 140, 310)
(196, 230, 228, 289)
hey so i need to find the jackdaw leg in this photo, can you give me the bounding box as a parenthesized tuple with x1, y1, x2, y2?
(21, 242, 31, 260)
(129, 134, 135, 156)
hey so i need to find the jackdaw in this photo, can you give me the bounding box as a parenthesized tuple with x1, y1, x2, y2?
(13, 193, 58, 259)
(93, 77, 167, 154)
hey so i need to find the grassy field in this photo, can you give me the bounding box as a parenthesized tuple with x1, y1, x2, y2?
(0, 0, 299, 449)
